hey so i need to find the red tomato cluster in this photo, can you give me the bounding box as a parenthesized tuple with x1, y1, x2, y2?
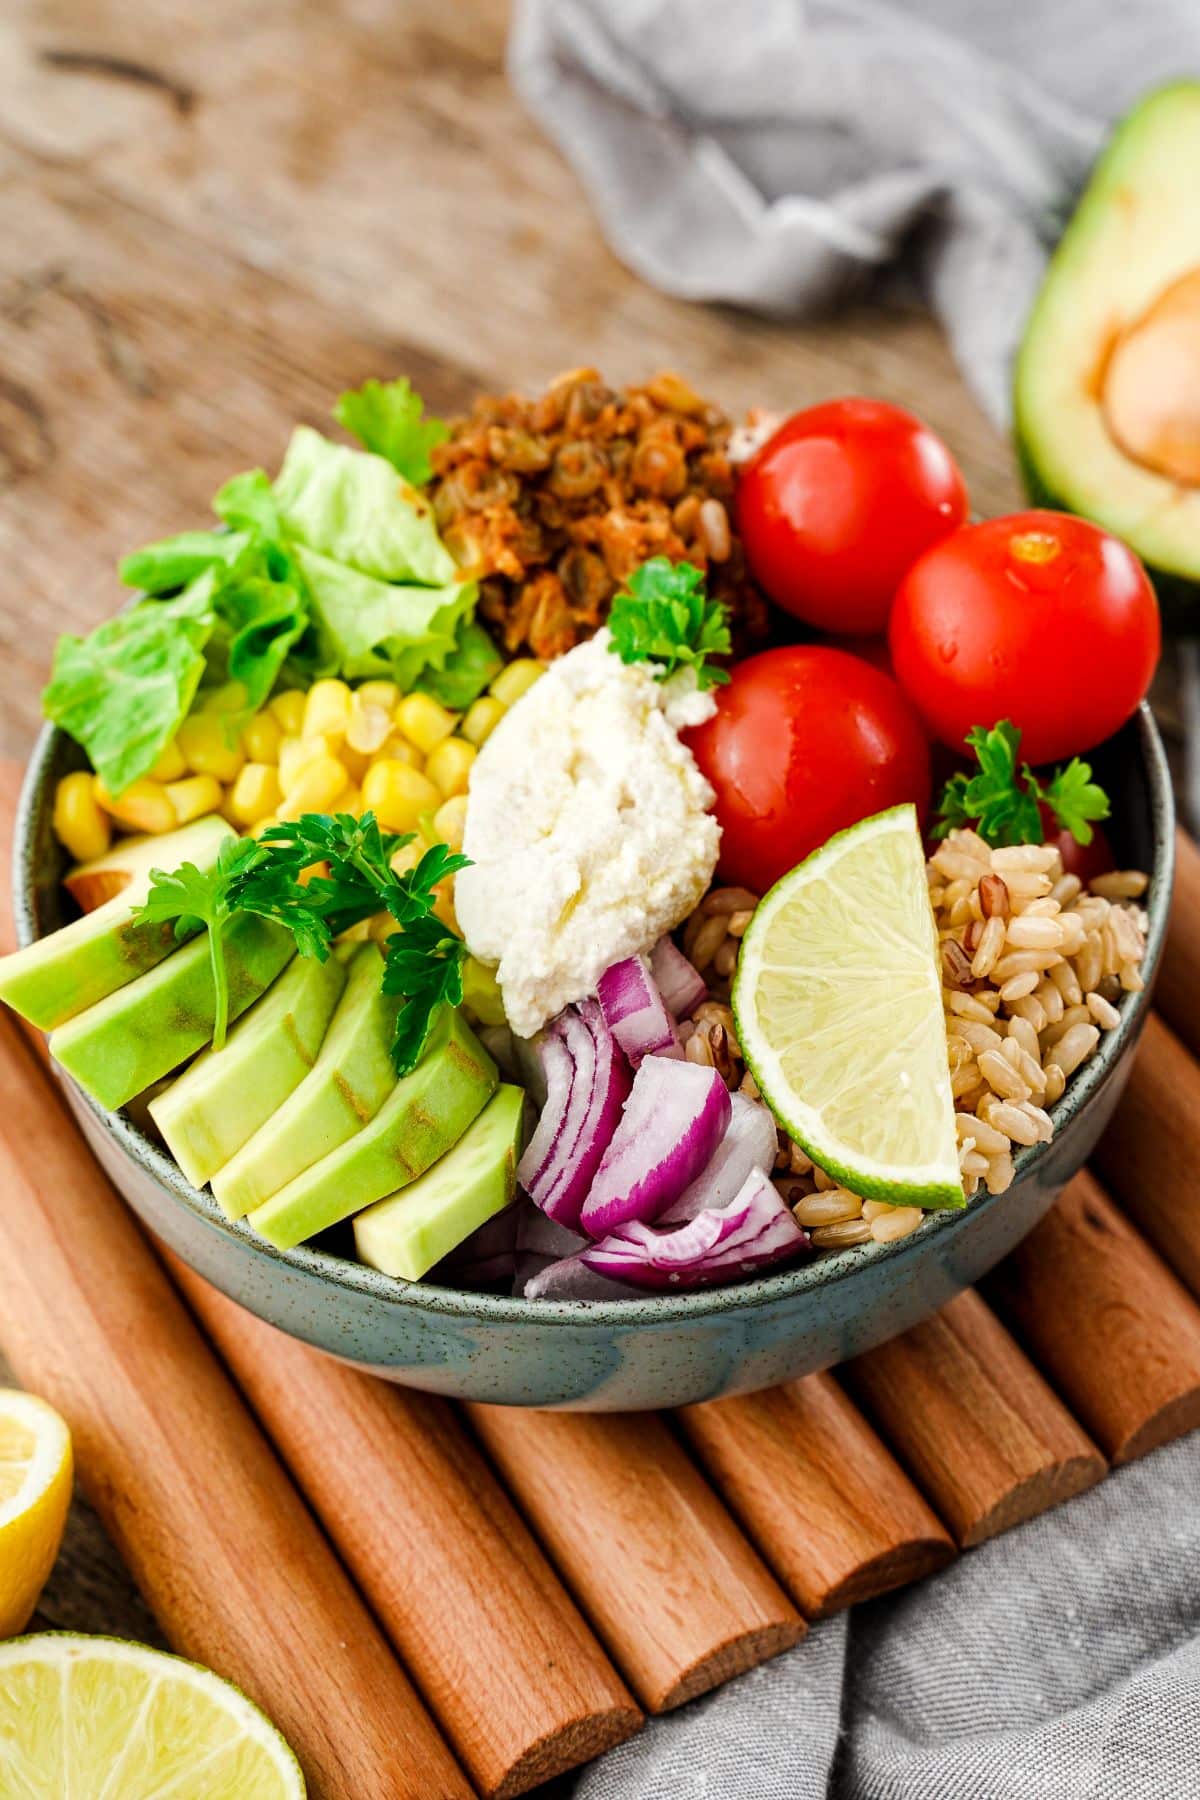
(687, 399, 1160, 894)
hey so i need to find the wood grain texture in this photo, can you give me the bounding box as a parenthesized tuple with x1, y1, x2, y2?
(678, 1374, 955, 1614)
(1154, 828, 1200, 1061)
(986, 1172, 1200, 1466)
(465, 1406, 804, 1711)
(170, 1261, 642, 1799)
(1094, 1012, 1200, 1299)
(842, 1290, 1106, 1546)
(0, 1015, 470, 1800)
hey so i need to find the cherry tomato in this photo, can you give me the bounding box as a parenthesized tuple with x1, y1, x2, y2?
(888, 510, 1161, 765)
(684, 646, 931, 894)
(1038, 805, 1116, 885)
(736, 399, 968, 634)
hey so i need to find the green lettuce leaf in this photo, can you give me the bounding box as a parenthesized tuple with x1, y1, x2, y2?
(292, 545, 475, 691)
(333, 378, 448, 486)
(212, 577, 310, 714)
(414, 618, 501, 709)
(273, 426, 457, 587)
(120, 530, 253, 596)
(43, 577, 217, 795)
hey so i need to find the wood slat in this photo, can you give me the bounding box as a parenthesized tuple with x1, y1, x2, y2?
(841, 1290, 1106, 1546)
(1156, 827, 1200, 1061)
(678, 1373, 955, 1615)
(986, 1171, 1200, 1465)
(170, 1261, 642, 1800)
(465, 1406, 804, 1712)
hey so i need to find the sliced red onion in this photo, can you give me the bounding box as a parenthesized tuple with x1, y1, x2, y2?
(650, 936, 708, 1019)
(518, 1010, 596, 1227)
(597, 954, 680, 1064)
(520, 1005, 632, 1231)
(580, 1168, 810, 1290)
(580, 1055, 731, 1238)
(658, 1093, 780, 1225)
(524, 1253, 644, 1301)
(516, 1203, 587, 1260)
(516, 1029, 574, 1198)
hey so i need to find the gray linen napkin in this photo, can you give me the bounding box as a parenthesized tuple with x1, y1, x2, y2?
(545, 1437, 1200, 1798)
(509, 0, 1198, 423)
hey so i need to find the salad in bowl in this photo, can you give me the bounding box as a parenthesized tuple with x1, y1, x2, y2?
(3, 370, 1172, 1407)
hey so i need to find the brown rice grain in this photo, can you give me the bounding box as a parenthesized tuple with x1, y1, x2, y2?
(1003, 872, 1054, 901)
(1048, 960, 1083, 1006)
(971, 915, 1007, 977)
(794, 1189, 862, 1227)
(998, 970, 1039, 1004)
(1089, 870, 1149, 900)
(979, 1096, 1042, 1144)
(812, 1164, 838, 1192)
(1057, 913, 1088, 956)
(960, 1149, 989, 1178)
(1043, 1064, 1066, 1104)
(978, 1049, 1031, 1102)
(1016, 1101, 1054, 1143)
(948, 990, 997, 1024)
(951, 1061, 982, 1099)
(726, 909, 754, 938)
(1008, 994, 1048, 1031)
(942, 939, 975, 988)
(957, 1111, 1010, 1155)
(1050, 873, 1083, 907)
(979, 873, 1010, 918)
(992, 844, 1058, 873)
(870, 1207, 924, 1243)
(933, 848, 989, 881)
(1120, 962, 1145, 993)
(1006, 915, 1065, 950)
(1034, 978, 1065, 1025)
(788, 1140, 813, 1176)
(1006, 1015, 1041, 1060)
(955, 1020, 1006, 1055)
(1051, 1022, 1100, 1078)
(1042, 1004, 1092, 1045)
(985, 1151, 1015, 1194)
(992, 949, 1060, 980)
(1086, 990, 1121, 1030)
(810, 1219, 873, 1249)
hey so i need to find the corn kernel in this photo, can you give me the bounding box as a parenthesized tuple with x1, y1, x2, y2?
(148, 738, 187, 782)
(278, 735, 327, 793)
(278, 754, 349, 820)
(489, 659, 545, 708)
(177, 712, 245, 783)
(339, 744, 371, 784)
(303, 679, 352, 741)
(432, 880, 459, 935)
(228, 763, 283, 826)
(357, 680, 401, 713)
(241, 710, 283, 764)
(53, 772, 111, 863)
(94, 777, 177, 835)
(394, 692, 457, 755)
(461, 696, 506, 747)
(269, 690, 307, 735)
(339, 786, 363, 818)
(166, 774, 224, 825)
(346, 694, 394, 756)
(425, 737, 476, 800)
(362, 760, 442, 834)
(389, 841, 425, 878)
(373, 734, 424, 771)
(248, 814, 280, 840)
(432, 794, 470, 851)
(369, 911, 402, 943)
(200, 680, 250, 717)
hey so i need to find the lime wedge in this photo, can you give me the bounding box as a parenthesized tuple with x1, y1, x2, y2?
(733, 804, 961, 1208)
(0, 1634, 306, 1797)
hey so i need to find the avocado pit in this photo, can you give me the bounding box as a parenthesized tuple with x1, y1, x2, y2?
(1102, 267, 1200, 485)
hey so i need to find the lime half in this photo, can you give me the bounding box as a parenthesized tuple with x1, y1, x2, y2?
(733, 804, 961, 1208)
(0, 1633, 306, 1798)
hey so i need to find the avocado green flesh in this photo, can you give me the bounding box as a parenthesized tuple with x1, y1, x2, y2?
(149, 951, 348, 1188)
(210, 943, 398, 1220)
(246, 1007, 498, 1251)
(353, 1083, 524, 1280)
(50, 914, 295, 1112)
(0, 815, 233, 1031)
(1014, 81, 1200, 591)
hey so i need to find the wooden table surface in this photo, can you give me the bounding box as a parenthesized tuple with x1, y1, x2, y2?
(0, 0, 1025, 1650)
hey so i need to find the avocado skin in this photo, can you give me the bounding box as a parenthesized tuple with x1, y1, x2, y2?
(354, 1083, 526, 1280)
(50, 914, 295, 1112)
(247, 1007, 498, 1251)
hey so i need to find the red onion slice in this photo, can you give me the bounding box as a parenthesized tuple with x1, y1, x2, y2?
(650, 937, 708, 1019)
(658, 1093, 780, 1225)
(516, 1203, 587, 1261)
(515, 1028, 574, 1198)
(523, 1254, 644, 1301)
(580, 1168, 810, 1290)
(597, 954, 680, 1064)
(519, 1010, 597, 1227)
(580, 1055, 731, 1238)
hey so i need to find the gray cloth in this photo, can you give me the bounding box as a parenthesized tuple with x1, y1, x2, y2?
(546, 1437, 1200, 1797)
(509, 0, 1198, 423)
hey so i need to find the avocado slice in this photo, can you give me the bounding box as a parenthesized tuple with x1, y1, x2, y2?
(246, 1007, 497, 1250)
(1015, 82, 1200, 603)
(50, 914, 294, 1111)
(149, 950, 349, 1188)
(0, 815, 233, 1030)
(353, 1083, 525, 1280)
(210, 942, 399, 1220)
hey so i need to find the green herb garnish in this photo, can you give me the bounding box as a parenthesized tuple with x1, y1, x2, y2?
(607, 558, 732, 690)
(935, 720, 1111, 848)
(131, 838, 270, 1051)
(333, 377, 449, 486)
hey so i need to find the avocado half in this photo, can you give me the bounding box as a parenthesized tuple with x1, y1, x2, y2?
(1015, 81, 1200, 608)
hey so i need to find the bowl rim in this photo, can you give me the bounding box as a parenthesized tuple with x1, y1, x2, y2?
(16, 702, 1175, 1326)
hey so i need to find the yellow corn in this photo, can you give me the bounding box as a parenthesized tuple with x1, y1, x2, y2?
(357, 680, 401, 713)
(425, 737, 476, 800)
(53, 772, 111, 863)
(373, 734, 424, 771)
(278, 734, 327, 793)
(369, 911, 402, 943)
(303, 679, 352, 741)
(241, 710, 283, 764)
(461, 696, 506, 747)
(346, 694, 394, 756)
(389, 841, 425, 878)
(339, 786, 363, 818)
(339, 744, 371, 784)
(248, 814, 280, 840)
(432, 794, 470, 852)
(94, 776, 176, 835)
(148, 738, 187, 783)
(278, 754, 349, 821)
(228, 763, 283, 826)
(269, 690, 307, 736)
(166, 774, 224, 825)
(394, 692, 457, 755)
(432, 880, 459, 935)
(177, 713, 245, 784)
(489, 659, 545, 708)
(200, 680, 250, 717)
(362, 760, 442, 834)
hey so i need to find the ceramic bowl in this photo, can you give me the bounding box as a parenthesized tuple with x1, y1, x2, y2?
(15, 705, 1174, 1410)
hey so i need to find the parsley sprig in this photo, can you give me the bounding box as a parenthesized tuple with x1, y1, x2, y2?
(132, 811, 471, 1073)
(935, 721, 1111, 849)
(607, 558, 732, 691)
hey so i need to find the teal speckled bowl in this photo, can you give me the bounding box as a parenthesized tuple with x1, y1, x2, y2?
(15, 705, 1174, 1410)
